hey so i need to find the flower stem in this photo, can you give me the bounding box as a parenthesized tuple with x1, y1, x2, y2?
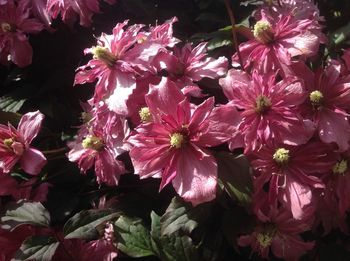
(42, 147, 67, 155)
(223, 0, 244, 69)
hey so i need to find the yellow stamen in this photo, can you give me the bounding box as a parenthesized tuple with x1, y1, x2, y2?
(273, 148, 290, 165)
(91, 46, 117, 67)
(309, 90, 323, 109)
(333, 159, 348, 175)
(139, 107, 152, 122)
(1, 22, 15, 33)
(256, 225, 276, 248)
(82, 135, 104, 151)
(3, 138, 14, 148)
(170, 133, 185, 149)
(255, 95, 272, 114)
(253, 21, 274, 44)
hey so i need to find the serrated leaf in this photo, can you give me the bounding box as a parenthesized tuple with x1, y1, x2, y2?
(150, 211, 198, 261)
(63, 209, 119, 239)
(216, 152, 253, 207)
(1, 200, 50, 230)
(0, 95, 26, 112)
(114, 216, 155, 258)
(160, 197, 212, 236)
(13, 236, 59, 261)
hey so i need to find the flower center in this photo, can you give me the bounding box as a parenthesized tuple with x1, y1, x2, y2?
(3, 138, 14, 148)
(273, 148, 290, 165)
(256, 224, 276, 248)
(1, 22, 16, 33)
(309, 90, 323, 109)
(170, 133, 185, 149)
(255, 95, 271, 114)
(139, 107, 152, 122)
(82, 135, 104, 151)
(333, 159, 348, 176)
(91, 46, 117, 67)
(253, 21, 274, 44)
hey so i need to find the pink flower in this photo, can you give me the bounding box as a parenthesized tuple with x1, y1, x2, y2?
(0, 111, 46, 175)
(0, 0, 44, 67)
(238, 194, 314, 261)
(234, 9, 324, 73)
(68, 109, 129, 186)
(219, 69, 312, 152)
(46, 0, 116, 27)
(128, 77, 241, 205)
(250, 140, 335, 219)
(294, 63, 350, 151)
(152, 42, 228, 96)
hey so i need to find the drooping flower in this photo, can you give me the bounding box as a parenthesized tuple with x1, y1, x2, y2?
(249, 140, 336, 219)
(233, 9, 324, 73)
(46, 0, 116, 27)
(0, 111, 46, 175)
(219, 69, 312, 152)
(68, 108, 129, 186)
(128, 77, 241, 205)
(0, 0, 44, 67)
(293, 63, 350, 151)
(238, 194, 314, 260)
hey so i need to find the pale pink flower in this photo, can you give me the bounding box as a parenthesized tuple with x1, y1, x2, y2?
(152, 42, 228, 96)
(68, 110, 129, 186)
(238, 194, 314, 261)
(293, 63, 350, 151)
(234, 9, 324, 73)
(0, 111, 46, 175)
(219, 69, 312, 152)
(0, 0, 44, 67)
(250, 141, 336, 219)
(46, 0, 116, 27)
(128, 77, 241, 205)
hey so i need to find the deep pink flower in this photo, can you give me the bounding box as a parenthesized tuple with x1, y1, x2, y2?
(68, 109, 129, 186)
(0, 111, 46, 175)
(0, 0, 44, 67)
(46, 0, 116, 27)
(342, 49, 350, 72)
(293, 63, 350, 151)
(233, 9, 324, 73)
(152, 42, 228, 96)
(220, 69, 312, 152)
(250, 140, 335, 219)
(238, 194, 314, 261)
(128, 77, 241, 205)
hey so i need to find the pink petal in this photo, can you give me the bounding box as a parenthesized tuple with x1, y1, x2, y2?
(18, 111, 44, 144)
(20, 148, 47, 175)
(172, 146, 217, 205)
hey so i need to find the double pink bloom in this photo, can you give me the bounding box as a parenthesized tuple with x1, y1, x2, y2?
(128, 78, 241, 205)
(0, 111, 46, 175)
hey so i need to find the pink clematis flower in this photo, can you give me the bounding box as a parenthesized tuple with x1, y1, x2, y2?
(68, 109, 130, 186)
(233, 9, 324, 73)
(152, 42, 228, 96)
(249, 140, 336, 219)
(0, 0, 44, 67)
(219, 69, 312, 152)
(238, 194, 314, 261)
(0, 111, 46, 175)
(128, 77, 241, 205)
(46, 0, 116, 27)
(293, 63, 350, 151)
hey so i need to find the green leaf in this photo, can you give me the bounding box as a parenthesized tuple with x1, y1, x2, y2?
(0, 95, 26, 113)
(1, 200, 50, 230)
(330, 22, 350, 46)
(13, 236, 59, 261)
(63, 209, 119, 239)
(151, 211, 199, 261)
(160, 197, 212, 236)
(216, 152, 253, 207)
(207, 38, 232, 51)
(114, 216, 155, 258)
